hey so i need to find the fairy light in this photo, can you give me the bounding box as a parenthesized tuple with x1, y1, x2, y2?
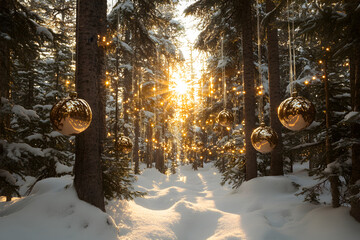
(304, 80, 309, 85)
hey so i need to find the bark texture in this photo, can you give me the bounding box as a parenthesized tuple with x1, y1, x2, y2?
(266, 0, 284, 176)
(350, 49, 360, 222)
(240, 0, 257, 180)
(74, 0, 106, 211)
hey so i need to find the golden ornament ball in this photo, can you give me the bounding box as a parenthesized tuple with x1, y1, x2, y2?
(251, 124, 278, 153)
(117, 136, 133, 154)
(217, 109, 234, 127)
(50, 92, 92, 136)
(278, 96, 315, 131)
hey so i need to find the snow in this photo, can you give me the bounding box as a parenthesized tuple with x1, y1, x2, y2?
(107, 163, 360, 240)
(119, 41, 134, 54)
(25, 133, 43, 141)
(6, 142, 44, 161)
(55, 162, 73, 175)
(12, 105, 39, 121)
(0, 169, 16, 185)
(1, 163, 360, 240)
(0, 177, 118, 240)
(342, 111, 360, 123)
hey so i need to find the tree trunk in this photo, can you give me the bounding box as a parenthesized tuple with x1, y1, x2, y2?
(240, 0, 257, 180)
(323, 58, 340, 208)
(0, 1, 11, 138)
(122, 30, 132, 136)
(133, 68, 140, 174)
(114, 49, 120, 161)
(350, 49, 360, 222)
(74, 0, 106, 211)
(266, 0, 284, 176)
(146, 123, 153, 168)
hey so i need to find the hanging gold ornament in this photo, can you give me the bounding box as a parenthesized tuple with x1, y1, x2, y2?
(277, 95, 315, 131)
(50, 92, 92, 136)
(217, 109, 234, 127)
(251, 123, 278, 153)
(117, 136, 133, 154)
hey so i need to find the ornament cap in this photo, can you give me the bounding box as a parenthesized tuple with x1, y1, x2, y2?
(69, 92, 78, 99)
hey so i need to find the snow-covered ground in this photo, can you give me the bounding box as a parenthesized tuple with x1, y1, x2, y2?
(1, 163, 360, 240)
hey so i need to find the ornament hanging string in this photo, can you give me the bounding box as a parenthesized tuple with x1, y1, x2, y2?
(287, 0, 296, 94)
(256, 0, 264, 123)
(221, 36, 226, 109)
(292, 3, 296, 86)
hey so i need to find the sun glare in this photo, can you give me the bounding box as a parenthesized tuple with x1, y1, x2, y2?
(173, 79, 189, 95)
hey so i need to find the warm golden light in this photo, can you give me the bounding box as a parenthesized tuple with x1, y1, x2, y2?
(172, 79, 189, 95)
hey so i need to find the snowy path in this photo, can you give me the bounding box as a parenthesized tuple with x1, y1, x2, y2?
(108, 165, 247, 239)
(1, 163, 360, 240)
(108, 164, 360, 240)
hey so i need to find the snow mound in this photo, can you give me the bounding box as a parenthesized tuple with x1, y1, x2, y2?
(0, 177, 119, 240)
(238, 176, 298, 196)
(108, 163, 360, 240)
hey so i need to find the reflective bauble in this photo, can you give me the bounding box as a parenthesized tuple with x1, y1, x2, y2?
(117, 136, 133, 154)
(217, 109, 234, 127)
(50, 92, 92, 136)
(251, 125, 278, 153)
(278, 96, 315, 131)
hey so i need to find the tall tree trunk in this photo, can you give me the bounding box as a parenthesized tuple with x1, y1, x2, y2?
(266, 0, 283, 176)
(240, 0, 257, 180)
(146, 123, 153, 168)
(114, 49, 120, 161)
(0, 0, 11, 139)
(74, 0, 106, 211)
(324, 58, 340, 208)
(350, 49, 360, 222)
(133, 67, 140, 174)
(122, 30, 132, 136)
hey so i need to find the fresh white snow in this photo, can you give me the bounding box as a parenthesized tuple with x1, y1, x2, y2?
(1, 163, 360, 240)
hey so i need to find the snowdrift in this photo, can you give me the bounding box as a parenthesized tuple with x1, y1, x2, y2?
(0, 176, 118, 240)
(1, 163, 360, 240)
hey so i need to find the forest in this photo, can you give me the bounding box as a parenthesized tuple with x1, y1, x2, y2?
(1, 0, 360, 239)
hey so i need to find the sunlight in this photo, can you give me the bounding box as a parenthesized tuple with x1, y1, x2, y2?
(173, 79, 189, 95)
